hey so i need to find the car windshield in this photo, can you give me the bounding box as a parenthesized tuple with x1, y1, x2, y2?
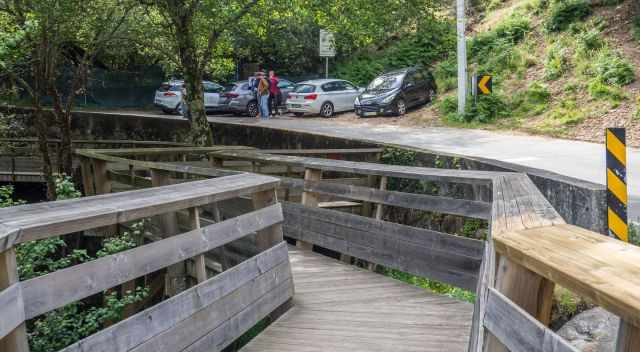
(367, 74, 403, 91)
(293, 84, 316, 93)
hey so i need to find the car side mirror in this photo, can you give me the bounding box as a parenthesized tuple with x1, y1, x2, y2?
(404, 82, 414, 89)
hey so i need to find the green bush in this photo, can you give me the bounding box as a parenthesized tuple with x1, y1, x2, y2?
(462, 94, 509, 123)
(544, 0, 592, 32)
(592, 49, 635, 86)
(438, 95, 458, 117)
(544, 43, 571, 80)
(469, 14, 531, 58)
(434, 56, 458, 92)
(587, 80, 626, 101)
(527, 82, 551, 104)
(576, 29, 604, 53)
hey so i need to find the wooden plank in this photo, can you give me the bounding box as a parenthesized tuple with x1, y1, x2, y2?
(21, 204, 284, 320)
(304, 179, 491, 220)
(283, 202, 483, 290)
(61, 242, 290, 352)
(188, 207, 207, 284)
(318, 201, 362, 209)
(0, 249, 29, 352)
(108, 170, 152, 188)
(252, 189, 284, 251)
(133, 264, 292, 352)
(0, 174, 280, 251)
(298, 168, 322, 250)
(211, 149, 500, 186)
(494, 223, 640, 328)
(261, 148, 384, 155)
(616, 320, 640, 352)
(0, 284, 25, 340)
(484, 288, 578, 352)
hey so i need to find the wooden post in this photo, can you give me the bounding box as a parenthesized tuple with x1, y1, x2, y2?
(151, 169, 186, 297)
(0, 249, 29, 352)
(208, 155, 224, 168)
(299, 168, 322, 250)
(188, 207, 207, 284)
(92, 159, 111, 195)
(79, 157, 95, 196)
(375, 176, 388, 220)
(252, 188, 284, 251)
(485, 257, 555, 352)
(616, 320, 640, 352)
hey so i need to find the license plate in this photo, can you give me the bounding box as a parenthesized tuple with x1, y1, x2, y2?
(291, 104, 301, 108)
(363, 112, 377, 116)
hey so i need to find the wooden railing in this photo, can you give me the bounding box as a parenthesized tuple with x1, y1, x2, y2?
(209, 148, 640, 352)
(0, 173, 292, 352)
(0, 139, 192, 182)
(28, 145, 640, 352)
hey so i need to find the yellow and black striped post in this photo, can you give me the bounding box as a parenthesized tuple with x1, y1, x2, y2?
(606, 127, 628, 242)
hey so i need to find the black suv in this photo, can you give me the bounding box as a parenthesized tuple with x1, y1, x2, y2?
(355, 67, 437, 117)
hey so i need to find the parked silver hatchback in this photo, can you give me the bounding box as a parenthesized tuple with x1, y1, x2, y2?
(286, 79, 363, 118)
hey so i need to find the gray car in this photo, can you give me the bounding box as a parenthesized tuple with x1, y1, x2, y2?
(219, 79, 296, 116)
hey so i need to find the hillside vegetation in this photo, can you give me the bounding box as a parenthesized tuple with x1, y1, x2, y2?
(440, 0, 640, 145)
(335, 0, 640, 146)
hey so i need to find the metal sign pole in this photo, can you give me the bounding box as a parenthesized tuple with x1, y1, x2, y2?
(456, 0, 467, 114)
(326, 57, 329, 79)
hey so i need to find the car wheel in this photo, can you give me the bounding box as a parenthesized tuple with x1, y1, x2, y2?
(294, 112, 305, 117)
(320, 102, 334, 118)
(175, 103, 184, 116)
(395, 99, 407, 116)
(246, 101, 258, 117)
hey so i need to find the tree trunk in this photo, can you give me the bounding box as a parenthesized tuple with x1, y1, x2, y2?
(173, 6, 214, 147)
(34, 100, 56, 200)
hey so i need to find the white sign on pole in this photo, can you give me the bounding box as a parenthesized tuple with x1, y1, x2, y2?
(319, 30, 336, 57)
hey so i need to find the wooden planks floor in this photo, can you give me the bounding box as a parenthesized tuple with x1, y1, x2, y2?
(241, 246, 474, 352)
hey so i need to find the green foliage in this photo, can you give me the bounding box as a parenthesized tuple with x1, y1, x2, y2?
(461, 219, 487, 240)
(55, 175, 82, 200)
(544, 0, 593, 32)
(512, 82, 551, 116)
(334, 19, 455, 86)
(0, 185, 23, 207)
(438, 95, 458, 117)
(385, 269, 475, 303)
(591, 49, 635, 86)
(461, 94, 509, 123)
(576, 29, 604, 53)
(433, 56, 457, 92)
(548, 98, 586, 126)
(29, 288, 148, 352)
(544, 42, 571, 80)
(630, 223, 640, 246)
(587, 80, 625, 101)
(469, 14, 531, 74)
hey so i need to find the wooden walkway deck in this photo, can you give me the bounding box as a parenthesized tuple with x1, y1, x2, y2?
(241, 246, 474, 352)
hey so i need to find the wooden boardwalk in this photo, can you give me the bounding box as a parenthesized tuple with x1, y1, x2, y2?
(241, 246, 474, 352)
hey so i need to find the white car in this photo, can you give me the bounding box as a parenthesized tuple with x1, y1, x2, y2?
(286, 79, 363, 118)
(154, 80, 224, 114)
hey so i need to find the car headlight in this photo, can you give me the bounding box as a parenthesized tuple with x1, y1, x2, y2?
(381, 93, 396, 104)
(354, 97, 360, 106)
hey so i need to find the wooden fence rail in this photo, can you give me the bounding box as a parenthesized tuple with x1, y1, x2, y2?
(0, 173, 292, 352)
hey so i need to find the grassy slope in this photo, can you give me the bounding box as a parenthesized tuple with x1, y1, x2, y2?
(428, 0, 640, 146)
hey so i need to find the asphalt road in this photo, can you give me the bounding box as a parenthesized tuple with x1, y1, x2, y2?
(92, 110, 640, 220)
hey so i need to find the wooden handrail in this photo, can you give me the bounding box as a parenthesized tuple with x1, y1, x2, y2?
(0, 174, 291, 352)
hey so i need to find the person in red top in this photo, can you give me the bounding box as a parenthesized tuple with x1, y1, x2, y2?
(268, 70, 281, 117)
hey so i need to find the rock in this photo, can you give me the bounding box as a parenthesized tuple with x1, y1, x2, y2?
(557, 307, 619, 352)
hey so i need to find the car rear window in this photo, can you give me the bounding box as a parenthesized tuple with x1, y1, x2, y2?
(158, 83, 171, 92)
(169, 84, 183, 92)
(293, 84, 315, 93)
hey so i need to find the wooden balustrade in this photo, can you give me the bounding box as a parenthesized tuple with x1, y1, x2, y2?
(28, 145, 637, 352)
(0, 174, 291, 352)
